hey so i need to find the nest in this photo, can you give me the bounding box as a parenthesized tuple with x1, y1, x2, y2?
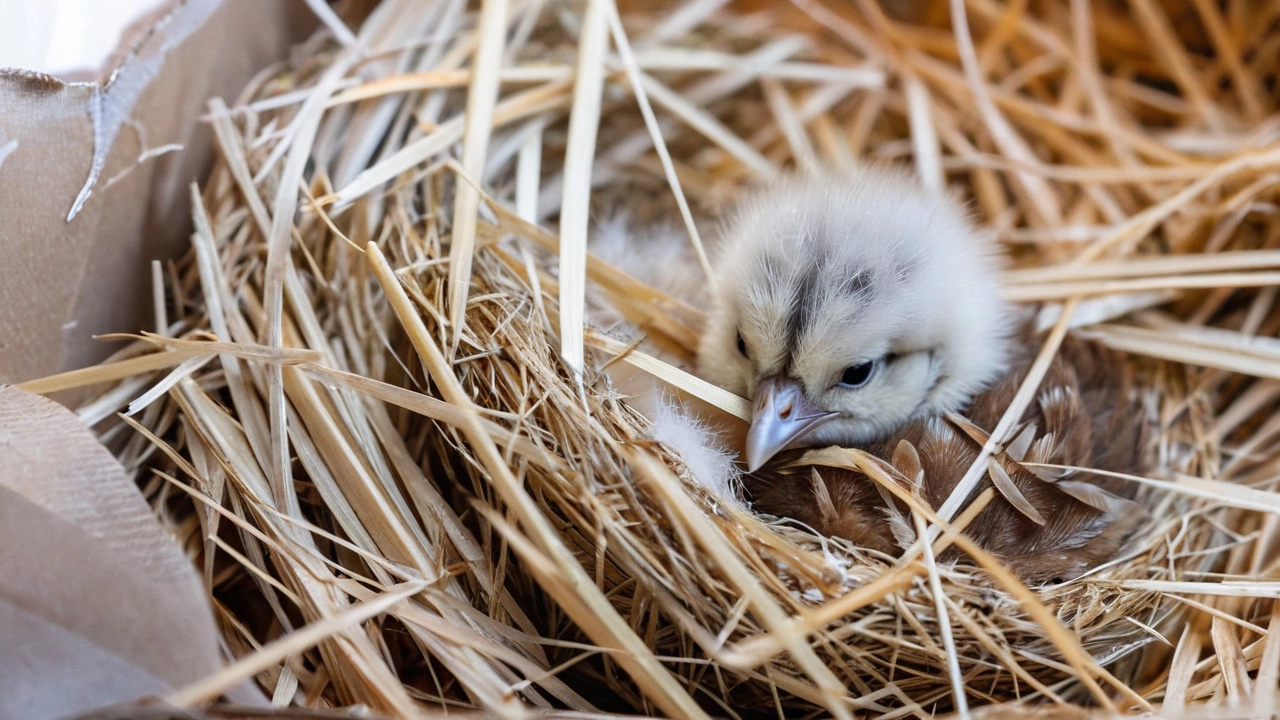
(29, 0, 1280, 717)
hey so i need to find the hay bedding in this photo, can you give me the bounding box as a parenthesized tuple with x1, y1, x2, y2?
(26, 0, 1280, 716)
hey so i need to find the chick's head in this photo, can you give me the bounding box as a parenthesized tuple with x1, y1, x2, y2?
(697, 167, 1012, 471)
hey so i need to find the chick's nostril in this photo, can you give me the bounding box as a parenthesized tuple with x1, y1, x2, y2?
(778, 403, 793, 420)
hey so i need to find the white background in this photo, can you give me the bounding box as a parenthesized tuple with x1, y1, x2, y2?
(0, 0, 169, 77)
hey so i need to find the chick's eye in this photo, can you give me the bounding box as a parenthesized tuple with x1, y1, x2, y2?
(839, 360, 876, 388)
(736, 331, 748, 358)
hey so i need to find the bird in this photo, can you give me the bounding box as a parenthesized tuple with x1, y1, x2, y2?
(696, 166, 1012, 471)
(695, 165, 1150, 584)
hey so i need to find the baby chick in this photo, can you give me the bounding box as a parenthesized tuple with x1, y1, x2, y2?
(697, 166, 1148, 582)
(698, 166, 1011, 472)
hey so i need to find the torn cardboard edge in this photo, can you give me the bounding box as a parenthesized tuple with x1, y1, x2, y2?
(71, 0, 225, 221)
(0, 0, 316, 384)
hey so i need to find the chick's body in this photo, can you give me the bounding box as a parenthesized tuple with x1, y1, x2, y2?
(696, 166, 1149, 583)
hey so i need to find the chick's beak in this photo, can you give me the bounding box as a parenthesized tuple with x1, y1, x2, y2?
(745, 375, 838, 472)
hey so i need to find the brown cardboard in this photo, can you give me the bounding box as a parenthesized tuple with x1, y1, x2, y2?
(0, 386, 231, 717)
(0, 0, 315, 384)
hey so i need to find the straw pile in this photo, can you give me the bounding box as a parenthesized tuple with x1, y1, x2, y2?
(24, 0, 1280, 716)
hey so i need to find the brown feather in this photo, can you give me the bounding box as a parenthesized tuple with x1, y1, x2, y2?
(744, 332, 1151, 584)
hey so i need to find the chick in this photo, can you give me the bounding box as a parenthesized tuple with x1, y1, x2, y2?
(697, 166, 1149, 582)
(697, 166, 1011, 472)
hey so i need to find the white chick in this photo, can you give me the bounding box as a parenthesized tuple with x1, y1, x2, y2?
(697, 166, 1013, 471)
(697, 165, 1151, 583)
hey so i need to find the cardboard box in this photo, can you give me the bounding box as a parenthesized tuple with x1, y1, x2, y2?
(0, 3, 314, 716)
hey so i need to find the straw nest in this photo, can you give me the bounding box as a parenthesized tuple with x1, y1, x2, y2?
(28, 0, 1280, 717)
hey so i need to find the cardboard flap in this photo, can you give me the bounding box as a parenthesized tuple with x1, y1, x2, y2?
(0, 0, 315, 383)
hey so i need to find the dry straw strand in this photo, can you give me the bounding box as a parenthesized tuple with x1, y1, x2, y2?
(447, 0, 509, 352)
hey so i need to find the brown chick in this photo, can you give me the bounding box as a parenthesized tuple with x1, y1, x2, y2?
(745, 333, 1150, 584)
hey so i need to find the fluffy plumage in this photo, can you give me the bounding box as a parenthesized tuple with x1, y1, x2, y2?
(592, 215, 710, 312)
(697, 166, 1013, 451)
(649, 397, 742, 502)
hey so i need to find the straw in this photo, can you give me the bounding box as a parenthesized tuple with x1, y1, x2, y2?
(32, 0, 1280, 716)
